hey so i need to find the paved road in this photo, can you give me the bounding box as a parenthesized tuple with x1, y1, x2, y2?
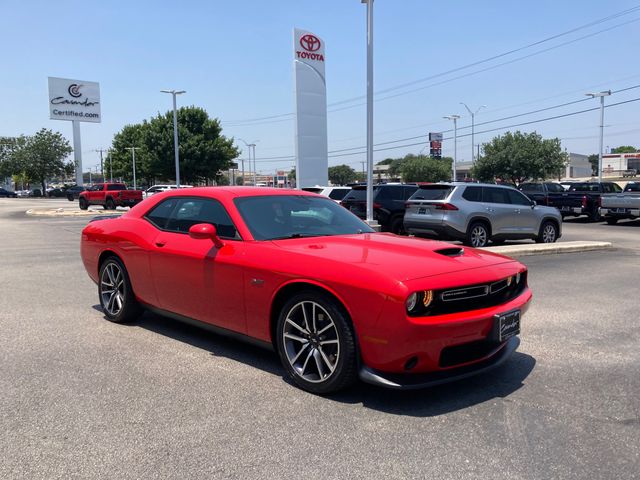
(0, 198, 638, 479)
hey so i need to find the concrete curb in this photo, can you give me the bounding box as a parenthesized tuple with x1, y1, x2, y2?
(26, 208, 125, 217)
(481, 241, 613, 257)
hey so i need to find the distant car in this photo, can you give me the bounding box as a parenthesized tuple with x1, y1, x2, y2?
(0, 187, 17, 198)
(81, 187, 531, 394)
(404, 183, 562, 247)
(66, 185, 86, 201)
(302, 186, 351, 203)
(15, 190, 31, 197)
(340, 184, 419, 234)
(518, 182, 566, 206)
(47, 187, 68, 198)
(78, 183, 143, 210)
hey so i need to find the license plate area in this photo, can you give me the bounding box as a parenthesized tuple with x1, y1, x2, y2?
(491, 309, 521, 342)
(561, 206, 571, 211)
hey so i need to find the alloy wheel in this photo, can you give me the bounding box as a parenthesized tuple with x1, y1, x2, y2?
(282, 300, 340, 384)
(470, 225, 488, 247)
(100, 262, 125, 316)
(542, 224, 557, 243)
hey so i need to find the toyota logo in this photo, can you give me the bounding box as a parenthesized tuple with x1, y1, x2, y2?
(300, 34, 321, 52)
(68, 84, 83, 98)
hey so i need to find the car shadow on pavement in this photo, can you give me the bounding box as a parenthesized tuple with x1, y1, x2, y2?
(328, 352, 536, 417)
(100, 306, 536, 416)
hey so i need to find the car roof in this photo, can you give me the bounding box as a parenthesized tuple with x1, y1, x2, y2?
(156, 186, 319, 200)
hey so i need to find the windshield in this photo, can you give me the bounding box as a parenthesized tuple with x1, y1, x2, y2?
(409, 185, 454, 200)
(234, 195, 375, 240)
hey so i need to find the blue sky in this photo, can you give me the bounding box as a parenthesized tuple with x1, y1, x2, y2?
(1, 0, 639, 175)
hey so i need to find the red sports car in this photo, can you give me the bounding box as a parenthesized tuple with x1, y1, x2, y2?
(81, 187, 531, 394)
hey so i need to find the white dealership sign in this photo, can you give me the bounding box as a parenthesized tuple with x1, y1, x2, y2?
(48, 77, 101, 123)
(293, 28, 328, 188)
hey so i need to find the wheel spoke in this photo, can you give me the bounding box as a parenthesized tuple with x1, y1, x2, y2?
(286, 318, 309, 335)
(313, 349, 324, 378)
(319, 339, 338, 346)
(284, 332, 307, 344)
(317, 323, 334, 335)
(318, 347, 336, 373)
(115, 293, 123, 310)
(301, 303, 311, 332)
(290, 343, 310, 364)
(300, 349, 314, 376)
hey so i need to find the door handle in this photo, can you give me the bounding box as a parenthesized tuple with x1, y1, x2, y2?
(155, 241, 166, 247)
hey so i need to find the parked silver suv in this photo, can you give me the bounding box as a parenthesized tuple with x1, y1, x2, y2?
(403, 183, 562, 247)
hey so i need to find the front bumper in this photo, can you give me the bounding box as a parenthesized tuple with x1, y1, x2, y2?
(359, 336, 519, 389)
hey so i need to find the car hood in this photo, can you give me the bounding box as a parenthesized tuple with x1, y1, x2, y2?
(271, 233, 516, 282)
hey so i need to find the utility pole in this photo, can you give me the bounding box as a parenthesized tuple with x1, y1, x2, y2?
(585, 90, 611, 182)
(126, 147, 141, 189)
(94, 149, 106, 180)
(361, 0, 374, 224)
(443, 115, 460, 181)
(460, 103, 486, 163)
(106, 149, 114, 182)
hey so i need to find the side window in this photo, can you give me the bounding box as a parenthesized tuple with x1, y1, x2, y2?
(328, 189, 348, 200)
(164, 197, 238, 238)
(507, 189, 532, 206)
(521, 183, 542, 192)
(462, 186, 482, 202)
(484, 187, 510, 204)
(612, 183, 622, 192)
(546, 183, 563, 193)
(403, 186, 419, 200)
(145, 198, 179, 229)
(93, 184, 104, 191)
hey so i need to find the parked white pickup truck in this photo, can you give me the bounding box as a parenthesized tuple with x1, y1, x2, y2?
(601, 182, 640, 224)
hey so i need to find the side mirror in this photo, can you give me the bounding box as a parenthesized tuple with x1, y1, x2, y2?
(531, 200, 537, 208)
(189, 223, 224, 248)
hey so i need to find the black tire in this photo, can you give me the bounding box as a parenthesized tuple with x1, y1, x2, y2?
(79, 197, 88, 210)
(606, 217, 618, 225)
(98, 256, 142, 323)
(589, 207, 602, 222)
(465, 221, 490, 248)
(390, 215, 407, 235)
(536, 220, 559, 243)
(105, 198, 116, 210)
(275, 290, 357, 394)
(67, 195, 74, 202)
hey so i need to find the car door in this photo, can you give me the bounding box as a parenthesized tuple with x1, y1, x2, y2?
(481, 187, 519, 235)
(87, 184, 103, 204)
(507, 188, 537, 234)
(145, 196, 247, 333)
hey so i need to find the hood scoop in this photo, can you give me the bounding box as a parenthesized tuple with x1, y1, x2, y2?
(434, 246, 465, 258)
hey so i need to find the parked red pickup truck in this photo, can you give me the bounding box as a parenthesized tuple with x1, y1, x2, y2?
(78, 183, 143, 210)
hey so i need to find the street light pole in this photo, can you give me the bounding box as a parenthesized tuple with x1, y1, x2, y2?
(127, 147, 141, 189)
(160, 89, 186, 187)
(460, 103, 486, 163)
(361, 0, 374, 224)
(444, 115, 461, 181)
(586, 90, 611, 182)
(238, 138, 258, 186)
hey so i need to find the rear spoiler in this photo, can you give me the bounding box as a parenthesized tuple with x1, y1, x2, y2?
(89, 214, 122, 223)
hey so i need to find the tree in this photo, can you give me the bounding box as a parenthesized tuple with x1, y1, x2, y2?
(11, 129, 73, 193)
(472, 131, 566, 186)
(400, 155, 452, 182)
(110, 106, 239, 185)
(588, 154, 599, 175)
(328, 164, 356, 185)
(611, 145, 637, 154)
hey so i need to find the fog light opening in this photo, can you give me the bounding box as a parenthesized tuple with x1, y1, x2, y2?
(404, 356, 419, 371)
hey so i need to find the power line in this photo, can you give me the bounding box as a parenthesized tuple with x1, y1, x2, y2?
(222, 7, 640, 126)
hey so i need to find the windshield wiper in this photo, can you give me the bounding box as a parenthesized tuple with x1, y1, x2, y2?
(270, 233, 317, 240)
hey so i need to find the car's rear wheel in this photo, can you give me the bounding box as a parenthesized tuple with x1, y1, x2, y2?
(98, 256, 142, 323)
(390, 215, 407, 235)
(276, 291, 357, 394)
(606, 217, 618, 225)
(105, 198, 116, 210)
(79, 198, 88, 210)
(536, 221, 559, 243)
(465, 221, 490, 248)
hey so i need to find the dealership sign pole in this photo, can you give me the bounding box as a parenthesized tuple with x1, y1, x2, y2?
(48, 77, 101, 186)
(293, 28, 328, 188)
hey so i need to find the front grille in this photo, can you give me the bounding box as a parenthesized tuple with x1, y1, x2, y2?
(410, 271, 528, 317)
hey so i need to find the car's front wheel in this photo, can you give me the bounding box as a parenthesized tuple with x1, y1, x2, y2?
(276, 291, 357, 394)
(606, 217, 618, 225)
(79, 198, 88, 210)
(536, 220, 559, 243)
(98, 256, 142, 323)
(465, 221, 490, 248)
(105, 198, 116, 210)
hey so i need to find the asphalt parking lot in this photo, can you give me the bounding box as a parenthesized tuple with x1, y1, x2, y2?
(1, 198, 639, 479)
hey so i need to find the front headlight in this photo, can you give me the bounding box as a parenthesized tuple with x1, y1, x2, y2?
(406, 290, 434, 315)
(405, 293, 418, 312)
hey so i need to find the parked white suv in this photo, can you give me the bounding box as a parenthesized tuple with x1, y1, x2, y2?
(403, 183, 562, 247)
(302, 186, 351, 203)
